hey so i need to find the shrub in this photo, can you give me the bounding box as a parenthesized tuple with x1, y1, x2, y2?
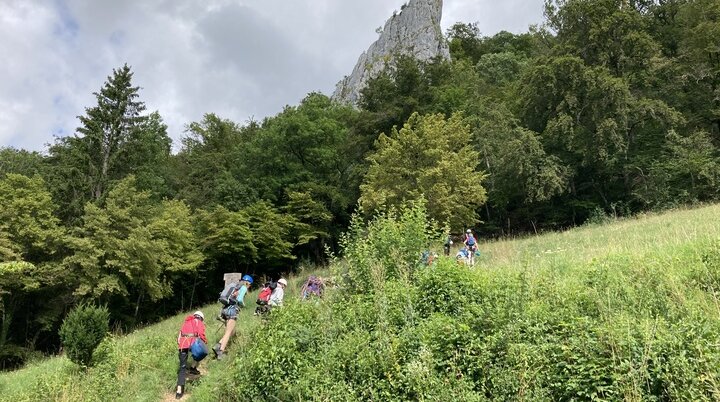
(338, 200, 441, 294)
(59, 304, 109, 368)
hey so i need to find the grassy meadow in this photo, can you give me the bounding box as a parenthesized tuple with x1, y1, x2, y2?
(0, 272, 315, 402)
(201, 204, 720, 401)
(2, 204, 720, 401)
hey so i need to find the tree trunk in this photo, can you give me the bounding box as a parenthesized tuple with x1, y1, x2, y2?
(133, 292, 143, 324)
(0, 307, 11, 347)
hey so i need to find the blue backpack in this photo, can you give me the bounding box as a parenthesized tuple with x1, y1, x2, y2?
(466, 234, 476, 246)
(190, 338, 208, 361)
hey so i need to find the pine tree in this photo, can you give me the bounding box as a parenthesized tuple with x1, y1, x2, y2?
(78, 64, 147, 201)
(48, 64, 171, 222)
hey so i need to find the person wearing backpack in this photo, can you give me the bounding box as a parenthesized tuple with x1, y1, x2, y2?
(444, 235, 453, 256)
(213, 274, 253, 360)
(254, 281, 277, 315)
(300, 276, 324, 300)
(269, 278, 288, 307)
(463, 229, 477, 266)
(176, 311, 207, 399)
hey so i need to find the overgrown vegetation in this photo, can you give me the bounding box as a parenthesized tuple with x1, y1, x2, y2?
(199, 204, 720, 401)
(2, 204, 720, 400)
(2, 0, 720, 370)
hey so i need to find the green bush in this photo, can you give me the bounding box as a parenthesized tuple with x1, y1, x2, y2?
(338, 200, 441, 294)
(693, 239, 720, 294)
(59, 304, 109, 368)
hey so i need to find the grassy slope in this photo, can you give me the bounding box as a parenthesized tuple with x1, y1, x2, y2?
(2, 204, 719, 401)
(478, 205, 720, 269)
(0, 272, 315, 402)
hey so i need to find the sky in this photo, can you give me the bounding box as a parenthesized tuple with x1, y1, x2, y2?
(0, 0, 545, 152)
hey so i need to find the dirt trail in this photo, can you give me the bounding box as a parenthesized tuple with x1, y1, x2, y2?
(162, 366, 204, 401)
(163, 391, 186, 402)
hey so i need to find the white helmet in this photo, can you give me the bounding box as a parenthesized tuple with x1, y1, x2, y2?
(277, 278, 288, 287)
(193, 311, 204, 320)
(466, 229, 472, 233)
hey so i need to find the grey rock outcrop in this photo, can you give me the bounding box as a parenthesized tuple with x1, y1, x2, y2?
(332, 0, 450, 105)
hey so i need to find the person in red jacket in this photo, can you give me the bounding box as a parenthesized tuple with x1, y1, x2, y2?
(176, 311, 207, 399)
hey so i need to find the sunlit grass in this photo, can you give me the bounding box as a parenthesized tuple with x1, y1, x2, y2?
(477, 204, 720, 270)
(0, 268, 324, 402)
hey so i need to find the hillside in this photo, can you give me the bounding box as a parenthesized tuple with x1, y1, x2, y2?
(2, 205, 720, 401)
(0, 272, 315, 402)
(199, 204, 720, 401)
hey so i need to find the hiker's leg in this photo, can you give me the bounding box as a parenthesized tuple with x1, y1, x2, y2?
(219, 318, 236, 351)
(177, 349, 189, 387)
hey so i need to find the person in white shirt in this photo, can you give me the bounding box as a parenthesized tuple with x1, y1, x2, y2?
(269, 278, 287, 306)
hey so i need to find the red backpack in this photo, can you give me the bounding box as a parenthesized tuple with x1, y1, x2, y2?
(178, 316, 202, 350)
(256, 282, 276, 305)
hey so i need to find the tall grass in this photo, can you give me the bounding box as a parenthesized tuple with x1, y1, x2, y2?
(0, 272, 316, 402)
(3, 205, 720, 401)
(201, 204, 720, 401)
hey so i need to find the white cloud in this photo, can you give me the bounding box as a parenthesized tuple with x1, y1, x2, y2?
(0, 0, 544, 152)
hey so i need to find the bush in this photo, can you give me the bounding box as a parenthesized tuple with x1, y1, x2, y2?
(338, 200, 441, 294)
(59, 304, 109, 368)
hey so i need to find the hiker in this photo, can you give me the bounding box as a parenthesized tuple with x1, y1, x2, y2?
(254, 280, 277, 315)
(176, 311, 207, 399)
(269, 278, 287, 307)
(444, 235, 453, 256)
(456, 247, 470, 265)
(300, 275, 324, 300)
(213, 274, 253, 360)
(464, 229, 477, 266)
(421, 250, 438, 266)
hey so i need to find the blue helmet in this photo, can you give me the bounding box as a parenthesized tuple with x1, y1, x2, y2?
(242, 274, 254, 284)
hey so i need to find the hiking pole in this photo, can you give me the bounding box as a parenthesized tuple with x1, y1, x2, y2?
(213, 313, 226, 334)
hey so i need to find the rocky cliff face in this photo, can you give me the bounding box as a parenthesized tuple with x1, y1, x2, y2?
(332, 0, 450, 105)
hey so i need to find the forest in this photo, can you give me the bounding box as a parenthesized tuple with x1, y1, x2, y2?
(1, 0, 719, 369)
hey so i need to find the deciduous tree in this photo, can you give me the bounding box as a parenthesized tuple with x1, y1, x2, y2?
(360, 113, 486, 230)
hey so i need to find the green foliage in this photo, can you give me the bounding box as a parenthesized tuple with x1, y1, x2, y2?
(48, 64, 172, 222)
(59, 304, 109, 368)
(284, 191, 333, 248)
(65, 176, 202, 309)
(447, 23, 539, 64)
(635, 130, 720, 207)
(0, 174, 65, 263)
(693, 239, 720, 294)
(0, 148, 46, 179)
(338, 201, 441, 294)
(360, 112, 487, 231)
(174, 113, 258, 210)
(206, 205, 720, 401)
(545, 0, 659, 78)
(0, 175, 68, 369)
(199, 201, 298, 274)
(7, 0, 720, 376)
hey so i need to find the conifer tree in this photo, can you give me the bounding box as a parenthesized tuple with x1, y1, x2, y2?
(48, 65, 171, 222)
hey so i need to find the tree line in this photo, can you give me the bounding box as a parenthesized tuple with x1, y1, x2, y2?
(1, 0, 719, 369)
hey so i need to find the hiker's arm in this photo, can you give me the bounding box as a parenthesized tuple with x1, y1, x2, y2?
(237, 286, 248, 307)
(198, 323, 207, 344)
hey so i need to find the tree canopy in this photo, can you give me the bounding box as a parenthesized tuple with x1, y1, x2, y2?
(360, 113, 487, 231)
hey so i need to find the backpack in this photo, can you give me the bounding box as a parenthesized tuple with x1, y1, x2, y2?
(256, 282, 276, 305)
(178, 317, 203, 350)
(466, 234, 476, 246)
(190, 338, 208, 361)
(218, 282, 240, 306)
